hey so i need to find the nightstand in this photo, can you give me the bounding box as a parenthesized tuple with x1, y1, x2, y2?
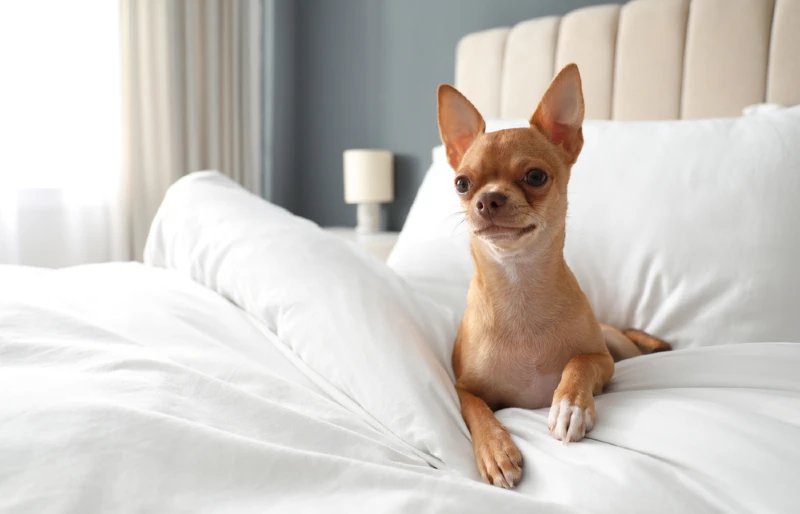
(325, 227, 399, 263)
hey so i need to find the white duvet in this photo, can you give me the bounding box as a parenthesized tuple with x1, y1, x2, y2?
(2, 172, 799, 513)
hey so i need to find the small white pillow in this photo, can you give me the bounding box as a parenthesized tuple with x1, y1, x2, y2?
(742, 103, 786, 116)
(389, 109, 800, 349)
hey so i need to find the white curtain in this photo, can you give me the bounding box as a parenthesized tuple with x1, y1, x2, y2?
(0, 190, 127, 267)
(0, 0, 263, 267)
(120, 0, 263, 259)
(0, 0, 128, 267)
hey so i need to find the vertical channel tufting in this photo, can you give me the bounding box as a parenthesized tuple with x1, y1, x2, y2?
(454, 0, 796, 122)
(454, 27, 511, 118)
(555, 4, 622, 120)
(499, 17, 561, 119)
(681, 0, 775, 118)
(767, 0, 800, 106)
(613, 0, 690, 120)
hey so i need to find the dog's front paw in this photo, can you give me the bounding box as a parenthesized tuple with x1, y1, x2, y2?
(473, 425, 523, 489)
(548, 391, 595, 443)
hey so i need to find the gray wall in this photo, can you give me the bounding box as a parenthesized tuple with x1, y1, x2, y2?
(263, 0, 298, 211)
(269, 0, 612, 229)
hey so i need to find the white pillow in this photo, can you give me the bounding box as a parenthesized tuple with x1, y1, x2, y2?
(742, 103, 786, 116)
(145, 172, 477, 476)
(388, 109, 800, 349)
(386, 145, 473, 314)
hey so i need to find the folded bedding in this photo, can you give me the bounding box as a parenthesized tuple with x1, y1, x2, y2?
(1, 172, 799, 513)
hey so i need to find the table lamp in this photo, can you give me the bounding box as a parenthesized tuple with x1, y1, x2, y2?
(343, 149, 394, 233)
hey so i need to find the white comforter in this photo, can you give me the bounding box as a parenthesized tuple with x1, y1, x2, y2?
(2, 173, 799, 513)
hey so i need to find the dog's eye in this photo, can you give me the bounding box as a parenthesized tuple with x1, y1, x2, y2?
(455, 176, 471, 193)
(524, 169, 548, 187)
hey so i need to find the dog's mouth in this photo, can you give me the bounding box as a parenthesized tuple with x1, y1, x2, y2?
(475, 223, 536, 240)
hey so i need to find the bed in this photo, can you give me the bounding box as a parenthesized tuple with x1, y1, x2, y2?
(3, 0, 800, 512)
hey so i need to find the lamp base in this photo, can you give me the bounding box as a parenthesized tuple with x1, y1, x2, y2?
(356, 203, 381, 234)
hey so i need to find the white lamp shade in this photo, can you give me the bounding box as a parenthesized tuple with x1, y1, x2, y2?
(343, 149, 394, 204)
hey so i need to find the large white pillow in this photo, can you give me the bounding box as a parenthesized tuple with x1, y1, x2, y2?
(144, 172, 478, 477)
(386, 145, 473, 315)
(388, 108, 800, 349)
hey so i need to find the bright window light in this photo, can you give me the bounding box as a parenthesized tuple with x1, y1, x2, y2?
(0, 0, 121, 194)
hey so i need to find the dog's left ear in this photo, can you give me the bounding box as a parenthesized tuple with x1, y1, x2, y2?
(437, 84, 486, 171)
(530, 63, 585, 164)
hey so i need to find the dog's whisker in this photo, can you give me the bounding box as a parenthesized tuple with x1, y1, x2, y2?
(444, 210, 467, 221)
(450, 216, 469, 238)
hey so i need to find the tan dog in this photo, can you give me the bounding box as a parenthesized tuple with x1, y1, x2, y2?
(437, 64, 670, 489)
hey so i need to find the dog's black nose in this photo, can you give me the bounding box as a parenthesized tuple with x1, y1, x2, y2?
(475, 191, 507, 219)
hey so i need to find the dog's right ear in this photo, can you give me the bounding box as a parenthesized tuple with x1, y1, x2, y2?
(437, 85, 486, 171)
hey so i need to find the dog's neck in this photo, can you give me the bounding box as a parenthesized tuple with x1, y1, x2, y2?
(470, 229, 577, 317)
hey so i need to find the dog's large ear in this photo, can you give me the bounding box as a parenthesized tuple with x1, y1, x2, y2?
(437, 85, 486, 171)
(530, 63, 585, 164)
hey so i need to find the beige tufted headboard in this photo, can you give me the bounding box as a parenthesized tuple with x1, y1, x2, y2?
(454, 0, 799, 120)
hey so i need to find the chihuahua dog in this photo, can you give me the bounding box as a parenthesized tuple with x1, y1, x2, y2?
(437, 64, 670, 489)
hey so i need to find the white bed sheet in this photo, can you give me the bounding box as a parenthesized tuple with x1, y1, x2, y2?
(2, 173, 800, 513)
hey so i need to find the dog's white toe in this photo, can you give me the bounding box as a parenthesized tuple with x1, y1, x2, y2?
(548, 398, 594, 443)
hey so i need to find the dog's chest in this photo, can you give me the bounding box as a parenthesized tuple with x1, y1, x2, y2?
(458, 267, 593, 410)
(464, 325, 575, 410)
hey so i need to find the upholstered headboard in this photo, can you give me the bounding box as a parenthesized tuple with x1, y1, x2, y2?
(454, 0, 799, 120)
